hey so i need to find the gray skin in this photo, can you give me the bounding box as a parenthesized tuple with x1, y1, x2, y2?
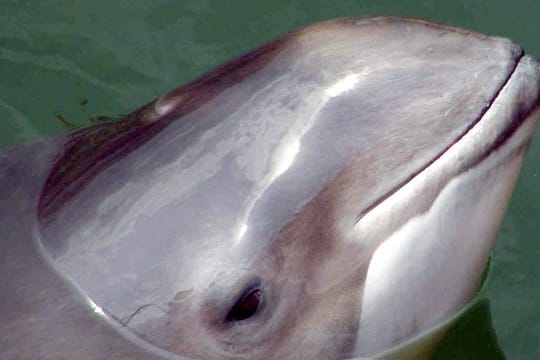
(1, 17, 539, 360)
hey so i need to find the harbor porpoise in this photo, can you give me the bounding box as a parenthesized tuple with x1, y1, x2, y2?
(1, 17, 539, 360)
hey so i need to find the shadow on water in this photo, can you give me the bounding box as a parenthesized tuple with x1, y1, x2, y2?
(434, 298, 505, 359)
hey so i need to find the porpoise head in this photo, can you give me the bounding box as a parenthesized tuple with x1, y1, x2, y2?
(5, 17, 539, 359)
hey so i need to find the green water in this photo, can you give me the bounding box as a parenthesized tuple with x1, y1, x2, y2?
(1, 1, 539, 358)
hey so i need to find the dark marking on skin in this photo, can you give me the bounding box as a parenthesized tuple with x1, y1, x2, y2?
(123, 304, 168, 327)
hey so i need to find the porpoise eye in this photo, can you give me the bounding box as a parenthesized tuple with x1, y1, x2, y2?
(226, 288, 262, 322)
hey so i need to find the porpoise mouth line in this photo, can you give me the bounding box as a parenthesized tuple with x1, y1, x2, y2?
(355, 50, 526, 224)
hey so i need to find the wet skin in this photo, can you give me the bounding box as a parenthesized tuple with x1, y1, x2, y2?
(1, 17, 539, 360)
